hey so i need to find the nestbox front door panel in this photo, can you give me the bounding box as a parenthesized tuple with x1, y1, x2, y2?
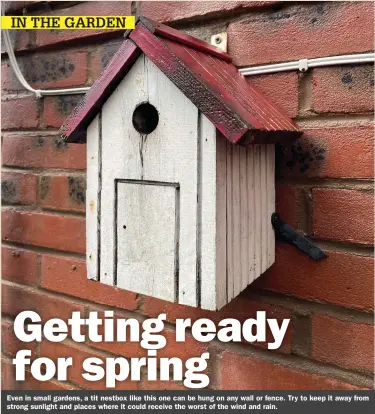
(116, 180, 178, 301)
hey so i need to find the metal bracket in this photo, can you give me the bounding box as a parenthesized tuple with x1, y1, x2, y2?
(298, 58, 309, 72)
(271, 213, 328, 261)
(210, 32, 228, 53)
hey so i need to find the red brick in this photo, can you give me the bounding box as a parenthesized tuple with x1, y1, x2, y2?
(313, 188, 374, 245)
(91, 40, 123, 80)
(228, 2, 374, 66)
(35, 2, 132, 48)
(2, 210, 85, 253)
(250, 72, 299, 118)
(280, 124, 374, 179)
(312, 65, 374, 114)
(3, 1, 40, 13)
(275, 185, 299, 228)
(2, 246, 38, 285)
(221, 351, 367, 390)
(141, 378, 186, 390)
(1, 28, 32, 54)
(1, 358, 13, 390)
(2, 319, 37, 357)
(140, 1, 277, 23)
(142, 295, 292, 354)
(2, 135, 86, 170)
(2, 283, 84, 322)
(2, 358, 75, 390)
(2, 62, 23, 91)
(2, 52, 87, 91)
(1, 96, 39, 129)
(39, 175, 86, 212)
(43, 95, 84, 128)
(40, 255, 138, 311)
(312, 315, 374, 372)
(1, 172, 37, 205)
(40, 341, 137, 390)
(253, 244, 374, 311)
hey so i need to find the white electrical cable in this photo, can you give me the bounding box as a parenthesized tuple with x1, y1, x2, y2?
(3, 29, 90, 97)
(239, 53, 375, 76)
(3, 25, 374, 97)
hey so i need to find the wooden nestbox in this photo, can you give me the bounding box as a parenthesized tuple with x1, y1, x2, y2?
(61, 17, 301, 311)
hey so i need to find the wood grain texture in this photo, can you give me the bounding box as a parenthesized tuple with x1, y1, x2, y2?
(143, 57, 199, 307)
(199, 114, 218, 310)
(100, 56, 147, 286)
(86, 114, 100, 281)
(215, 133, 228, 310)
(226, 142, 234, 302)
(267, 144, 276, 268)
(116, 181, 177, 301)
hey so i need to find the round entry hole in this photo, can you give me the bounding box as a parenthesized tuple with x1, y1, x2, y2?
(132, 103, 159, 134)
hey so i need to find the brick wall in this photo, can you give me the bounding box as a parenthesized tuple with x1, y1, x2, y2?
(1, 1, 374, 390)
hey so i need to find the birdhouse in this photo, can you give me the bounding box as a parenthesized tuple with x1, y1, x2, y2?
(61, 17, 301, 311)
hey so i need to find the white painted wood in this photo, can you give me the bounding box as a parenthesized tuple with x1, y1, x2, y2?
(247, 146, 255, 285)
(142, 58, 199, 307)
(99, 55, 199, 305)
(199, 114, 218, 310)
(239, 147, 249, 292)
(100, 56, 147, 285)
(215, 133, 227, 310)
(86, 115, 100, 281)
(226, 141, 234, 302)
(253, 145, 262, 279)
(232, 145, 241, 297)
(267, 144, 276, 268)
(87, 53, 277, 309)
(260, 145, 268, 274)
(116, 181, 177, 301)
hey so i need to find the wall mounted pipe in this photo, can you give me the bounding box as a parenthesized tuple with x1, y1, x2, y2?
(2, 29, 90, 97)
(239, 53, 375, 76)
(3, 26, 374, 97)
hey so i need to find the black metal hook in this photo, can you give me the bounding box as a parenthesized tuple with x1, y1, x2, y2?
(271, 213, 328, 261)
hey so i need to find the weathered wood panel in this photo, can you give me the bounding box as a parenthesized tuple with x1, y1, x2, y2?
(86, 114, 100, 281)
(143, 57, 199, 307)
(221, 142, 275, 300)
(87, 53, 276, 309)
(116, 181, 177, 301)
(200, 114, 219, 310)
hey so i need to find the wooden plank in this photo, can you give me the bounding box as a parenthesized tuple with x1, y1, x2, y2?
(86, 114, 100, 281)
(100, 56, 147, 286)
(253, 145, 262, 278)
(199, 114, 218, 310)
(247, 146, 255, 284)
(232, 144, 241, 297)
(260, 145, 268, 274)
(240, 146, 249, 291)
(143, 57, 199, 307)
(226, 141, 234, 302)
(116, 181, 177, 301)
(215, 133, 227, 310)
(267, 144, 276, 268)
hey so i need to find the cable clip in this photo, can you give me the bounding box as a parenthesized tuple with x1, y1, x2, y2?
(298, 59, 309, 72)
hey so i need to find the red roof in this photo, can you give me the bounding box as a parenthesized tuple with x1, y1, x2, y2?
(60, 17, 301, 145)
